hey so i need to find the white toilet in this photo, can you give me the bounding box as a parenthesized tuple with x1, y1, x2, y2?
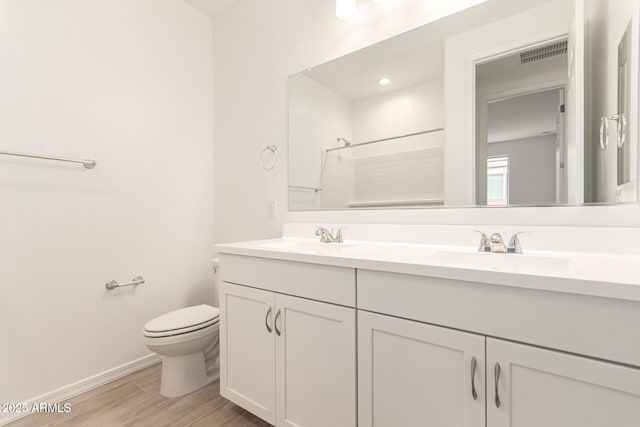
(143, 304, 220, 398)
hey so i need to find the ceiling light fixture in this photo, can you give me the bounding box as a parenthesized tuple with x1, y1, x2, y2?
(372, 0, 385, 3)
(336, 0, 356, 20)
(378, 77, 391, 85)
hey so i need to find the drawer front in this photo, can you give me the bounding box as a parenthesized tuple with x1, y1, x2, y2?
(358, 269, 640, 368)
(220, 254, 356, 307)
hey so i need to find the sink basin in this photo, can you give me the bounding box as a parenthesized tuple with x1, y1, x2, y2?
(257, 240, 354, 253)
(424, 250, 574, 273)
(339, 244, 437, 260)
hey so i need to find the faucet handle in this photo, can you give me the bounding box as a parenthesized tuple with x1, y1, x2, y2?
(508, 232, 526, 254)
(334, 228, 345, 243)
(471, 230, 491, 252)
(315, 226, 331, 242)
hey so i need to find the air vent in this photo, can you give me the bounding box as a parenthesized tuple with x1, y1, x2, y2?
(520, 40, 568, 64)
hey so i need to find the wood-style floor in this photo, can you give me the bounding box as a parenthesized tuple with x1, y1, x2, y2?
(7, 363, 271, 427)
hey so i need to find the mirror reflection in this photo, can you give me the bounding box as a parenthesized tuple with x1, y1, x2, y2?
(475, 42, 568, 206)
(288, 0, 639, 210)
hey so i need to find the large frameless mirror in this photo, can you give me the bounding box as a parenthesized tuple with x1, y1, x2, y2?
(288, 0, 639, 210)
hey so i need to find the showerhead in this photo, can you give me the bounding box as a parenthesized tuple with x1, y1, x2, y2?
(337, 137, 351, 147)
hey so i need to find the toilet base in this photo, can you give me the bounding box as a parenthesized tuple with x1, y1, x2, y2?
(160, 352, 214, 398)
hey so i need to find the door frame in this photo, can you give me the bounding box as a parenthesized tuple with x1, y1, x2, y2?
(476, 83, 567, 205)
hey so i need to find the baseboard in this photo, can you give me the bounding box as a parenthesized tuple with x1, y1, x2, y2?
(0, 353, 162, 426)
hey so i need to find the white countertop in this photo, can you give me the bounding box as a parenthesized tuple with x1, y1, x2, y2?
(214, 238, 640, 302)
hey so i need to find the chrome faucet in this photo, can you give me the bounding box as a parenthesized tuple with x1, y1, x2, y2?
(473, 231, 524, 254)
(490, 233, 507, 253)
(315, 227, 344, 243)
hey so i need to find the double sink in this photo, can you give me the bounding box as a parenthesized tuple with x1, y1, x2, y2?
(256, 239, 574, 274)
(213, 235, 640, 301)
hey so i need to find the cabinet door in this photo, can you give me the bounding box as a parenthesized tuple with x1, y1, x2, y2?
(275, 294, 356, 427)
(219, 282, 276, 425)
(487, 338, 640, 427)
(358, 310, 486, 427)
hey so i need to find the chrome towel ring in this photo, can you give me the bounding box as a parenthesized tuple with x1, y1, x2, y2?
(260, 145, 279, 170)
(600, 113, 626, 150)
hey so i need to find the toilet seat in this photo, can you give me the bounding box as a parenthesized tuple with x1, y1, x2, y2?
(144, 305, 220, 338)
(144, 317, 219, 338)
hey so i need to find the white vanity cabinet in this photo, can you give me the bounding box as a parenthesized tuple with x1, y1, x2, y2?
(275, 293, 356, 427)
(218, 254, 357, 427)
(487, 338, 640, 427)
(356, 310, 640, 427)
(217, 250, 640, 427)
(219, 282, 276, 423)
(358, 310, 486, 427)
(357, 269, 640, 427)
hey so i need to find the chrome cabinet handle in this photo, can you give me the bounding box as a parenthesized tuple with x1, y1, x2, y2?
(274, 309, 282, 336)
(494, 363, 501, 408)
(471, 356, 478, 400)
(265, 306, 273, 334)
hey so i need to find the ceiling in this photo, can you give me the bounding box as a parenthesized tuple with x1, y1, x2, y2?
(488, 89, 561, 143)
(306, 41, 445, 102)
(180, 0, 237, 18)
(300, 0, 558, 102)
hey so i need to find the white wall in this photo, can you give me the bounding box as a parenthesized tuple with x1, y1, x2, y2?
(488, 135, 558, 205)
(211, 0, 487, 242)
(352, 80, 444, 146)
(349, 80, 445, 156)
(288, 74, 352, 210)
(0, 0, 213, 406)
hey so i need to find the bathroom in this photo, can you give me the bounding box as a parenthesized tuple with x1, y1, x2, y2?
(1, 0, 639, 426)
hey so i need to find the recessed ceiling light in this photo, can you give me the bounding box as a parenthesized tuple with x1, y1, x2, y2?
(378, 77, 391, 85)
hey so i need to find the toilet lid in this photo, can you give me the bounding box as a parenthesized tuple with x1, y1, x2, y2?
(144, 304, 220, 333)
(143, 316, 219, 338)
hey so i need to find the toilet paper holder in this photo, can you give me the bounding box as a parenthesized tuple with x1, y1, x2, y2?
(105, 275, 145, 290)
